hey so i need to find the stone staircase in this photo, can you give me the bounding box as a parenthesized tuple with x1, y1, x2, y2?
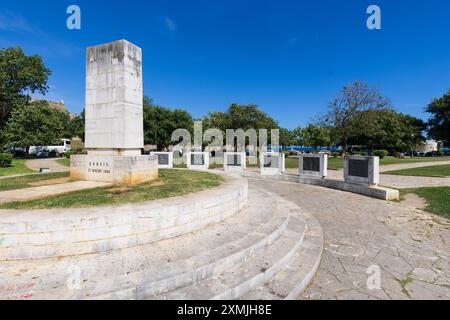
(0, 185, 323, 300)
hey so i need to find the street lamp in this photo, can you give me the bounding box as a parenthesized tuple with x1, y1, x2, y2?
(410, 134, 415, 158)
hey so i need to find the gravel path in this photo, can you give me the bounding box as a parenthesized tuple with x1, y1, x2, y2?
(251, 178, 450, 300)
(25, 158, 69, 173)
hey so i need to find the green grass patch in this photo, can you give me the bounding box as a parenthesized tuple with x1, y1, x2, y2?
(0, 172, 70, 192)
(326, 156, 450, 171)
(56, 158, 70, 167)
(0, 169, 224, 209)
(0, 159, 35, 177)
(384, 164, 450, 177)
(401, 187, 450, 219)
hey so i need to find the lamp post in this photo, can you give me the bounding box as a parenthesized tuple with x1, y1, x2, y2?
(410, 134, 415, 158)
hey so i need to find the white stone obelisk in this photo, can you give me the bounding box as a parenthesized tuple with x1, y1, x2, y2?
(70, 39, 158, 185)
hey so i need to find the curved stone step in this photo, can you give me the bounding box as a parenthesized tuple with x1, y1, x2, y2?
(240, 209, 323, 300)
(0, 187, 291, 300)
(146, 213, 307, 300)
(0, 175, 248, 260)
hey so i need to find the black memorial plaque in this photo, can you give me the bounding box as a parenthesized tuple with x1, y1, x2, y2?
(227, 154, 241, 167)
(191, 154, 205, 165)
(264, 155, 279, 168)
(303, 157, 320, 172)
(348, 159, 369, 178)
(157, 154, 170, 165)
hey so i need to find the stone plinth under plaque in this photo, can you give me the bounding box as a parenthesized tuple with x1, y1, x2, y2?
(299, 154, 328, 178)
(150, 152, 173, 169)
(187, 152, 209, 170)
(260, 152, 285, 176)
(223, 152, 246, 171)
(344, 156, 379, 185)
(70, 40, 158, 185)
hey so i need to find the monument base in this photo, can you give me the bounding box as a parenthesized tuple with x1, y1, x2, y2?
(70, 154, 158, 186)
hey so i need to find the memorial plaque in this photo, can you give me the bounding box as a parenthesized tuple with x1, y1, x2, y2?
(264, 155, 279, 168)
(348, 159, 369, 178)
(303, 157, 320, 172)
(192, 154, 205, 165)
(157, 154, 170, 166)
(227, 154, 241, 166)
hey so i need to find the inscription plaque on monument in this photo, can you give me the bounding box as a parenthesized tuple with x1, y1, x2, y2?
(303, 157, 320, 172)
(192, 154, 205, 165)
(187, 152, 209, 170)
(348, 159, 369, 178)
(344, 156, 379, 185)
(150, 152, 173, 168)
(260, 152, 285, 176)
(227, 154, 241, 166)
(158, 154, 170, 166)
(299, 154, 328, 178)
(224, 152, 246, 171)
(263, 155, 279, 168)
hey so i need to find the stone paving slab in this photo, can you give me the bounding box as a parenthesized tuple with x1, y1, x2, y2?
(0, 181, 111, 204)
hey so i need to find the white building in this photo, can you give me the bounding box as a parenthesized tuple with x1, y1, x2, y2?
(416, 140, 438, 153)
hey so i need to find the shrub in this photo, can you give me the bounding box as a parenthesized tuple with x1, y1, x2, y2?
(64, 151, 76, 159)
(331, 152, 339, 158)
(0, 153, 13, 167)
(373, 150, 388, 159)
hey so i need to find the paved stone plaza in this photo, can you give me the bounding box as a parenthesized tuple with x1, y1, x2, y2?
(250, 178, 450, 300)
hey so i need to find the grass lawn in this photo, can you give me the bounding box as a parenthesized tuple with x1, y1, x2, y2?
(0, 169, 224, 209)
(326, 156, 450, 171)
(0, 159, 35, 177)
(384, 165, 450, 177)
(401, 187, 450, 219)
(0, 172, 70, 192)
(56, 158, 70, 167)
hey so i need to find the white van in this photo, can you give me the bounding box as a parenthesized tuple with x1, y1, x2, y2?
(29, 139, 71, 157)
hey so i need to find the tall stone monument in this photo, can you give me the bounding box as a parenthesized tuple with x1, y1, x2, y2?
(71, 39, 158, 185)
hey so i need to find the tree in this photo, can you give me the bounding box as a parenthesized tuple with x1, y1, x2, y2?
(2, 100, 64, 155)
(291, 127, 304, 145)
(302, 124, 332, 148)
(323, 81, 391, 149)
(0, 47, 51, 129)
(203, 103, 279, 132)
(66, 109, 85, 141)
(279, 128, 295, 146)
(348, 110, 425, 151)
(143, 97, 193, 149)
(426, 89, 450, 146)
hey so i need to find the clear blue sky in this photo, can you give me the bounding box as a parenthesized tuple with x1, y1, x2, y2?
(1, 0, 449, 129)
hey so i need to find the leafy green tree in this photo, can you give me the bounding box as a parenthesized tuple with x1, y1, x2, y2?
(426, 89, 450, 146)
(279, 128, 295, 146)
(143, 97, 193, 149)
(302, 124, 332, 148)
(2, 100, 64, 155)
(67, 110, 85, 141)
(323, 81, 391, 148)
(348, 110, 425, 151)
(291, 127, 304, 145)
(0, 47, 51, 129)
(203, 103, 278, 131)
